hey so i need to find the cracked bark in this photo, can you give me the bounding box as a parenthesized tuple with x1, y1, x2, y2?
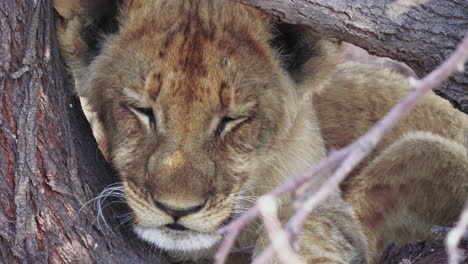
(233, 0, 468, 113)
(0, 1, 165, 263)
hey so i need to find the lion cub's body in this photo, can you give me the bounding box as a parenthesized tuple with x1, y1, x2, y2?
(55, 0, 468, 263)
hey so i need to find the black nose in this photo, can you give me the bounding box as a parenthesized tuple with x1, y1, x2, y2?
(153, 200, 205, 219)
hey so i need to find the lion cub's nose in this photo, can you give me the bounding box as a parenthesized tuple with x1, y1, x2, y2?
(153, 199, 205, 219)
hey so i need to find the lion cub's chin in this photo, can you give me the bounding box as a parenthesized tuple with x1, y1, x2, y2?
(134, 226, 222, 252)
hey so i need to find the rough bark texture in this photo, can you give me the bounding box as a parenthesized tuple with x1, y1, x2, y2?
(233, 0, 468, 113)
(0, 1, 166, 263)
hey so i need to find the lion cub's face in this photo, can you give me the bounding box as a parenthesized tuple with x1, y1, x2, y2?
(81, 1, 296, 252)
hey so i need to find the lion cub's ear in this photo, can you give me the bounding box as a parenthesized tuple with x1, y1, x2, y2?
(269, 23, 343, 95)
(54, 0, 122, 95)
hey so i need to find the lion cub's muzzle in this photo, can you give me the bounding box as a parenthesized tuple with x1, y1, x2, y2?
(124, 144, 236, 251)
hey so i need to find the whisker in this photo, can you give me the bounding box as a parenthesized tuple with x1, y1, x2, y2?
(116, 212, 135, 226)
(95, 185, 126, 232)
(75, 183, 127, 234)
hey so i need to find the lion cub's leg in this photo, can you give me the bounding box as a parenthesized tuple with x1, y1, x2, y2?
(253, 194, 369, 264)
(344, 131, 468, 263)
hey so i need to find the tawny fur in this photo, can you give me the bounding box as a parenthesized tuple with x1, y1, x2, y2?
(54, 0, 468, 263)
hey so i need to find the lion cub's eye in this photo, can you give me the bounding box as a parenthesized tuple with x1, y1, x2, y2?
(130, 106, 156, 129)
(215, 116, 236, 138)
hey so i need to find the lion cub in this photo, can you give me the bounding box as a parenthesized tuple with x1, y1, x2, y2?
(55, 0, 468, 263)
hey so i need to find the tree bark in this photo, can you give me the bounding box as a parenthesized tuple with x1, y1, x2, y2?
(232, 0, 468, 113)
(0, 1, 165, 263)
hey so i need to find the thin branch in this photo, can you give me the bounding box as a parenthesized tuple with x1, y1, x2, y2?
(257, 196, 305, 264)
(446, 202, 468, 264)
(251, 32, 468, 264)
(214, 33, 468, 264)
(288, 28, 468, 239)
(214, 146, 349, 263)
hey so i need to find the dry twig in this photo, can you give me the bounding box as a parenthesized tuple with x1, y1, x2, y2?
(214, 147, 349, 263)
(257, 196, 305, 264)
(214, 34, 468, 264)
(446, 202, 468, 264)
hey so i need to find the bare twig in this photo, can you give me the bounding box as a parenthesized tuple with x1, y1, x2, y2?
(213, 33, 468, 264)
(214, 147, 349, 263)
(447, 202, 468, 264)
(286, 29, 468, 243)
(257, 196, 305, 264)
(250, 33, 468, 264)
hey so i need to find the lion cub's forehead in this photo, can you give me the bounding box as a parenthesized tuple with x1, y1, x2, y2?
(115, 0, 274, 121)
(114, 0, 273, 79)
(143, 69, 222, 105)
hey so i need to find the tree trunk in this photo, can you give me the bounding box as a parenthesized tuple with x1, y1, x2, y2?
(0, 1, 165, 263)
(233, 0, 468, 114)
